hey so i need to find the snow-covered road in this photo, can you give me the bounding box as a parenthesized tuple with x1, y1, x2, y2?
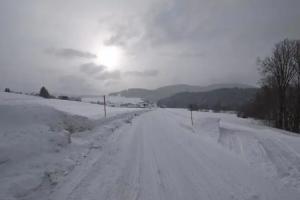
(47, 109, 300, 200)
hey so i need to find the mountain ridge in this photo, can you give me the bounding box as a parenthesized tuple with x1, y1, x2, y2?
(157, 88, 258, 110)
(109, 83, 256, 102)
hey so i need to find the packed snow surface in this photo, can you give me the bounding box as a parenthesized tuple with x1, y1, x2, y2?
(50, 110, 300, 200)
(1, 92, 300, 200)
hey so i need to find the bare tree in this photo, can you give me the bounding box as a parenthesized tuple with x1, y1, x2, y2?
(292, 40, 300, 132)
(260, 39, 297, 129)
(240, 39, 299, 133)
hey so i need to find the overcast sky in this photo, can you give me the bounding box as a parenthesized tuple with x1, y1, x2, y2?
(0, 0, 299, 95)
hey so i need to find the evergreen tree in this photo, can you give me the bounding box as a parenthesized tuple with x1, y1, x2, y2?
(39, 86, 51, 98)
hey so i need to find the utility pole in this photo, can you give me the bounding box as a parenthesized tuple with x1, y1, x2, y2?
(103, 95, 107, 118)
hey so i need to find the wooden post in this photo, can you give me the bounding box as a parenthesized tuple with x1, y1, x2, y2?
(103, 95, 107, 118)
(191, 110, 194, 126)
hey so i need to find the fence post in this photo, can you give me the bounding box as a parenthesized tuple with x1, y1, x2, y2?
(104, 95, 107, 118)
(191, 110, 194, 126)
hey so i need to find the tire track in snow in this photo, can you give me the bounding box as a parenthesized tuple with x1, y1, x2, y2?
(48, 109, 300, 200)
(44, 111, 146, 200)
(218, 122, 300, 192)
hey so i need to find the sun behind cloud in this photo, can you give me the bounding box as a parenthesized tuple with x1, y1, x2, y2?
(96, 46, 124, 71)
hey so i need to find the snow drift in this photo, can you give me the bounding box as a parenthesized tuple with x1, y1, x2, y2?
(0, 104, 95, 199)
(0, 92, 144, 200)
(189, 109, 300, 192)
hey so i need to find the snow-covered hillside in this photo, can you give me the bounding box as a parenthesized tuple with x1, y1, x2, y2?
(0, 92, 142, 119)
(1, 92, 300, 200)
(0, 92, 144, 200)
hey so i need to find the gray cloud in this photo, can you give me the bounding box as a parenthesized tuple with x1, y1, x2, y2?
(125, 69, 159, 77)
(80, 62, 121, 81)
(103, 17, 143, 47)
(96, 70, 121, 80)
(45, 48, 97, 59)
(58, 75, 95, 95)
(80, 63, 105, 75)
(1, 0, 300, 94)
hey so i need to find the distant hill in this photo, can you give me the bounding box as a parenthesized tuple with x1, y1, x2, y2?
(109, 88, 152, 99)
(109, 83, 255, 102)
(157, 88, 258, 111)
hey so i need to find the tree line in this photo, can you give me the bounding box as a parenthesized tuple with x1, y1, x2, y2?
(4, 86, 81, 102)
(240, 39, 300, 133)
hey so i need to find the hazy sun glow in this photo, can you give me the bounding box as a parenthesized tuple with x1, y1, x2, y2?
(96, 46, 123, 70)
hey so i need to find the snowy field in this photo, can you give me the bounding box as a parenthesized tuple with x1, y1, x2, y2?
(0, 92, 144, 200)
(1, 92, 300, 200)
(82, 95, 144, 107)
(0, 92, 142, 119)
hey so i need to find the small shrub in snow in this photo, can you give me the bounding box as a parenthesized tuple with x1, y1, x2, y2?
(58, 96, 69, 100)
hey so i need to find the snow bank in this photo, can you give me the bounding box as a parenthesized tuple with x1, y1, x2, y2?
(218, 122, 300, 191)
(0, 104, 95, 199)
(168, 108, 300, 192)
(194, 117, 220, 139)
(0, 92, 144, 199)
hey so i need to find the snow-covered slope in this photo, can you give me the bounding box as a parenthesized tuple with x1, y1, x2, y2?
(1, 92, 300, 200)
(168, 109, 300, 192)
(0, 92, 142, 119)
(0, 92, 143, 200)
